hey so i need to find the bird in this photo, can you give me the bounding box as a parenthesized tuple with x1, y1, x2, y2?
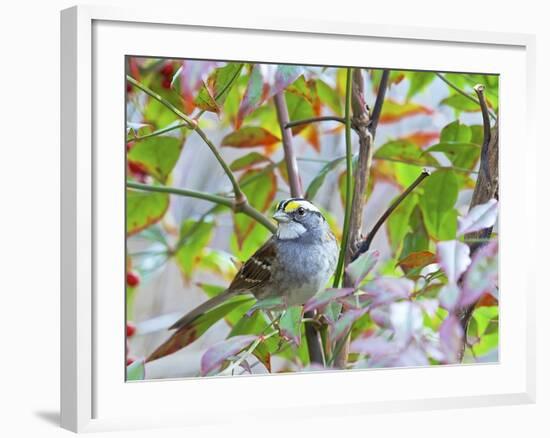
(168, 198, 339, 332)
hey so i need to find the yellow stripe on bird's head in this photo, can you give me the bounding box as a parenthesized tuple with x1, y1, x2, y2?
(276, 198, 320, 214)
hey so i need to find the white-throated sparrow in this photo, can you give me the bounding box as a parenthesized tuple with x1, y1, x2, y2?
(169, 198, 339, 331)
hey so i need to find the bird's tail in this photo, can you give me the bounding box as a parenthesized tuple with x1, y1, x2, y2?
(169, 288, 238, 331)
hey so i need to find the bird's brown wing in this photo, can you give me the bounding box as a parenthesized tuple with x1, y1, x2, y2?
(229, 237, 276, 292)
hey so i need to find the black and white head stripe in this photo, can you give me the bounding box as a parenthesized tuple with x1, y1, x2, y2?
(276, 198, 321, 214)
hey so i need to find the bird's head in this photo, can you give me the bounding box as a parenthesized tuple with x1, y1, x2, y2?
(272, 198, 327, 240)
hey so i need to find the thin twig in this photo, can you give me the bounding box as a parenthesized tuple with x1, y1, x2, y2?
(127, 181, 276, 233)
(353, 170, 431, 260)
(369, 70, 390, 137)
(435, 73, 497, 121)
(284, 116, 345, 130)
(473, 84, 493, 182)
(129, 122, 188, 142)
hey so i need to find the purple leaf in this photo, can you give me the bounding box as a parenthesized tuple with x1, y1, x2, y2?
(200, 335, 257, 376)
(303, 288, 355, 312)
(362, 277, 414, 307)
(438, 283, 461, 311)
(457, 199, 498, 236)
(460, 240, 498, 308)
(237, 65, 264, 128)
(436, 240, 471, 284)
(439, 315, 464, 364)
(345, 250, 380, 287)
(370, 305, 392, 328)
(350, 335, 398, 357)
(271, 65, 303, 96)
(389, 301, 424, 342)
(417, 299, 439, 317)
(330, 308, 368, 343)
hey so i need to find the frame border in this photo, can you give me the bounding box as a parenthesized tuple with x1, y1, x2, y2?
(60, 4, 536, 432)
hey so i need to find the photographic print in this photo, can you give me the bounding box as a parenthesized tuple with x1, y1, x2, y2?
(125, 58, 499, 380)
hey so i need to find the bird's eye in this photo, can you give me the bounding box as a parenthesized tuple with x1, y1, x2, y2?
(297, 207, 306, 216)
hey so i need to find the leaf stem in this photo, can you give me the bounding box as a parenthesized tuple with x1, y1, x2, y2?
(333, 68, 354, 288)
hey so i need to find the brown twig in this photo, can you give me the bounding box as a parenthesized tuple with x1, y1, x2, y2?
(284, 116, 346, 130)
(456, 84, 499, 361)
(273, 92, 324, 366)
(353, 169, 431, 260)
(334, 69, 389, 368)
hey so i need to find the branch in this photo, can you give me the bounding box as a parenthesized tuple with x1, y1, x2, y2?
(284, 116, 345, 130)
(127, 75, 245, 203)
(129, 122, 188, 142)
(126, 181, 276, 234)
(273, 92, 324, 366)
(369, 70, 390, 137)
(274, 93, 303, 197)
(353, 170, 431, 260)
(435, 73, 497, 121)
(455, 84, 499, 362)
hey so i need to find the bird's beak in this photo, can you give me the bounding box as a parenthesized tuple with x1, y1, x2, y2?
(273, 210, 290, 223)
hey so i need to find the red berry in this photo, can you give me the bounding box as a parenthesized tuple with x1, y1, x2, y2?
(126, 322, 136, 337)
(161, 77, 172, 89)
(126, 82, 133, 93)
(126, 357, 135, 366)
(126, 271, 140, 287)
(160, 62, 174, 77)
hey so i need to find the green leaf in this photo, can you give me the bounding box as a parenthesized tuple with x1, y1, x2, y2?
(406, 72, 435, 100)
(441, 94, 480, 112)
(279, 306, 303, 346)
(229, 311, 273, 371)
(126, 190, 169, 236)
(146, 295, 255, 362)
(316, 79, 342, 114)
(374, 140, 439, 166)
(285, 90, 315, 125)
(387, 194, 418, 252)
(419, 169, 458, 222)
(126, 359, 145, 381)
(222, 127, 280, 148)
(128, 136, 182, 184)
(175, 218, 214, 278)
(305, 157, 345, 200)
(199, 249, 239, 280)
(229, 152, 271, 171)
(195, 63, 243, 113)
(427, 142, 480, 170)
(440, 120, 472, 143)
(400, 206, 430, 260)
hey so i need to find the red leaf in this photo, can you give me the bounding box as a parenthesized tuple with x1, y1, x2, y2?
(396, 251, 436, 273)
(379, 99, 433, 124)
(222, 127, 280, 148)
(402, 131, 440, 147)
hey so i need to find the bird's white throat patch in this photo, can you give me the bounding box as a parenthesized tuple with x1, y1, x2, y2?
(277, 221, 307, 240)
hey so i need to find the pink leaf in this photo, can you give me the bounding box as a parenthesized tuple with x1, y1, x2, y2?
(362, 277, 414, 307)
(345, 250, 380, 287)
(458, 199, 499, 236)
(303, 288, 355, 312)
(389, 301, 424, 342)
(330, 308, 368, 343)
(439, 315, 464, 364)
(460, 240, 498, 308)
(200, 335, 257, 376)
(438, 283, 461, 311)
(436, 240, 471, 284)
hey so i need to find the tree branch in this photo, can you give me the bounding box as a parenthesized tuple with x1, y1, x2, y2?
(126, 181, 276, 234)
(456, 84, 499, 361)
(273, 91, 324, 366)
(284, 116, 345, 130)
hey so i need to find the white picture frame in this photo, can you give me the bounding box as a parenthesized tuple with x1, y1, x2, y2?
(60, 4, 536, 433)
